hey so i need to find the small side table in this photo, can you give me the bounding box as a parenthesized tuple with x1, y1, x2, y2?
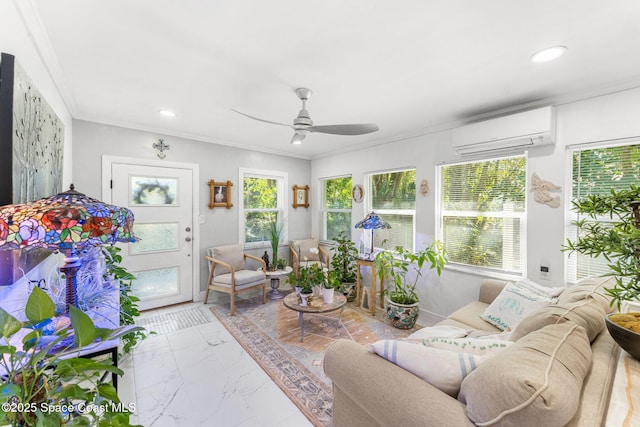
(264, 266, 293, 300)
(356, 257, 385, 316)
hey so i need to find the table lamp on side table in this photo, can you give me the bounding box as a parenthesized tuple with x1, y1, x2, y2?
(0, 185, 136, 314)
(355, 211, 391, 260)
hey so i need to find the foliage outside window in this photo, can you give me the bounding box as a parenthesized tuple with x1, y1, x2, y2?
(242, 172, 284, 246)
(438, 156, 526, 274)
(368, 169, 416, 251)
(321, 176, 352, 241)
(567, 143, 640, 282)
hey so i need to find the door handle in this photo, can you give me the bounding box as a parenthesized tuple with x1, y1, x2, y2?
(185, 237, 192, 242)
(185, 226, 191, 232)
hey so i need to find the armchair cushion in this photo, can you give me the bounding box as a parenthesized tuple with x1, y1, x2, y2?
(214, 270, 267, 287)
(209, 244, 245, 276)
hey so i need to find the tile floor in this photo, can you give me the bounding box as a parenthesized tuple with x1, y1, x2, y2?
(119, 300, 313, 427)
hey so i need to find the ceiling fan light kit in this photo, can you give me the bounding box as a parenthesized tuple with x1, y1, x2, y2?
(234, 87, 379, 145)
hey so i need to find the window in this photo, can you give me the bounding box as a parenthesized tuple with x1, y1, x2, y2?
(438, 156, 526, 274)
(239, 169, 287, 246)
(368, 169, 416, 251)
(567, 143, 640, 282)
(321, 176, 352, 241)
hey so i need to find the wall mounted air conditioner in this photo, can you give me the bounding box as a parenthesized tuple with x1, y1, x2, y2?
(452, 106, 555, 155)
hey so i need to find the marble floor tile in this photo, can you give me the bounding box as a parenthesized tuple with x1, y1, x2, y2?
(121, 302, 313, 427)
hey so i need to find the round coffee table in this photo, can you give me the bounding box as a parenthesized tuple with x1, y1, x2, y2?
(264, 266, 293, 300)
(283, 292, 347, 342)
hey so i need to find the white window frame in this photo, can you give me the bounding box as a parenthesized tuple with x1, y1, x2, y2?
(320, 174, 352, 242)
(238, 168, 288, 248)
(366, 167, 416, 252)
(436, 155, 527, 277)
(564, 139, 640, 284)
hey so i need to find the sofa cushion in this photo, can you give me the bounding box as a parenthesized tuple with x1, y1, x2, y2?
(480, 282, 556, 331)
(459, 322, 592, 427)
(213, 270, 266, 287)
(557, 276, 615, 314)
(510, 299, 606, 342)
(448, 301, 503, 333)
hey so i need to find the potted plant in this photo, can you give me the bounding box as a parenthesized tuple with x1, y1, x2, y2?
(330, 231, 358, 301)
(374, 241, 446, 329)
(323, 270, 342, 304)
(564, 184, 640, 356)
(287, 263, 326, 306)
(267, 220, 285, 271)
(0, 287, 143, 426)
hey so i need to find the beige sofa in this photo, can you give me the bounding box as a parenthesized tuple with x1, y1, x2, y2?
(324, 278, 620, 427)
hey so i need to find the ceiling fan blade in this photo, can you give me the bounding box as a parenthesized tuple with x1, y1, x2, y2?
(305, 123, 379, 135)
(232, 109, 294, 129)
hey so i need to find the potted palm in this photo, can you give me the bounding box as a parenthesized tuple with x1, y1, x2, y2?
(330, 231, 358, 301)
(564, 184, 640, 359)
(374, 242, 446, 329)
(267, 220, 285, 271)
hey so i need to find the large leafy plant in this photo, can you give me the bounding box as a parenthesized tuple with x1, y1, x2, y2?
(564, 185, 640, 309)
(330, 231, 358, 284)
(374, 242, 446, 305)
(0, 287, 143, 426)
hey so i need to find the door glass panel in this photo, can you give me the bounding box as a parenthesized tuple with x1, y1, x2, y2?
(131, 222, 179, 254)
(130, 176, 178, 205)
(133, 267, 179, 300)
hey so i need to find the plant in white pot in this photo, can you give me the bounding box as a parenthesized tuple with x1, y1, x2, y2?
(323, 270, 342, 304)
(374, 242, 446, 329)
(287, 263, 325, 306)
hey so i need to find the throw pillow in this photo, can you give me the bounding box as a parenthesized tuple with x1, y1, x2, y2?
(369, 340, 486, 397)
(295, 239, 321, 261)
(480, 282, 556, 331)
(510, 299, 606, 342)
(407, 325, 470, 340)
(459, 323, 592, 427)
(511, 278, 565, 298)
(416, 337, 512, 355)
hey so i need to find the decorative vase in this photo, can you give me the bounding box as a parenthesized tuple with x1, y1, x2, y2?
(295, 286, 301, 295)
(313, 285, 322, 298)
(322, 288, 335, 304)
(300, 293, 312, 307)
(386, 297, 419, 329)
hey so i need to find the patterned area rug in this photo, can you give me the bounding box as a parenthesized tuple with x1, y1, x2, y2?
(209, 292, 415, 427)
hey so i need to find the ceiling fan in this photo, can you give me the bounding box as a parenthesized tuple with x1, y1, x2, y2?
(233, 88, 379, 144)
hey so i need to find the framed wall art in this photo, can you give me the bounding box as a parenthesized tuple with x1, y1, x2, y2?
(0, 52, 65, 206)
(352, 184, 364, 203)
(292, 184, 309, 208)
(208, 180, 233, 209)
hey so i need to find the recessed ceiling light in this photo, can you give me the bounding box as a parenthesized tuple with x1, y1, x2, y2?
(159, 110, 176, 117)
(530, 46, 567, 63)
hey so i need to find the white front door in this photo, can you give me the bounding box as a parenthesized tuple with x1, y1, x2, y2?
(110, 162, 194, 310)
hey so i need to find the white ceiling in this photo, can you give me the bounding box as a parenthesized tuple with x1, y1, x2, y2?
(24, 0, 640, 159)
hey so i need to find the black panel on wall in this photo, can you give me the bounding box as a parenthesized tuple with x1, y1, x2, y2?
(0, 53, 15, 206)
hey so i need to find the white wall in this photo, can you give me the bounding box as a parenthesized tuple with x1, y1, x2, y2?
(311, 86, 640, 319)
(72, 120, 312, 292)
(0, 0, 73, 188)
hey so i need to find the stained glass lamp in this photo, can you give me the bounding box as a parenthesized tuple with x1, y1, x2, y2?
(0, 185, 136, 313)
(355, 211, 391, 259)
